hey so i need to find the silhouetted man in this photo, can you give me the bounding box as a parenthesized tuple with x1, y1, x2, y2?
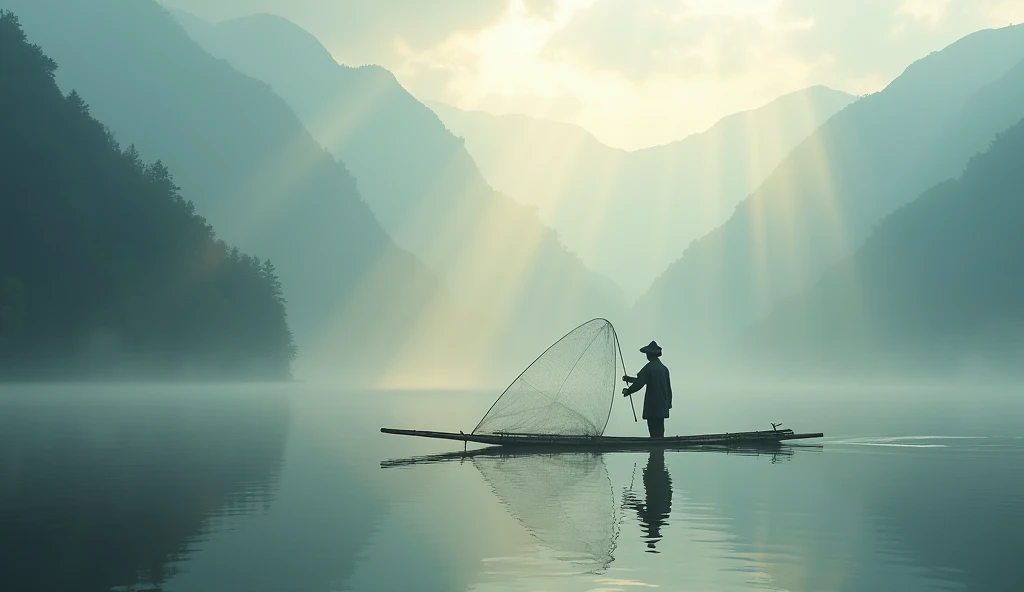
(622, 341, 672, 438)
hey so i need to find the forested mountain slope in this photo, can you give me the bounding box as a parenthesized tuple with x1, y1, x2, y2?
(0, 12, 293, 379)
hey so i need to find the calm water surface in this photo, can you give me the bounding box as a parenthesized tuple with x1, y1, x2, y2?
(1, 383, 1022, 591)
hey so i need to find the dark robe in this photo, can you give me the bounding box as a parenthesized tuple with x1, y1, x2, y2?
(624, 357, 672, 420)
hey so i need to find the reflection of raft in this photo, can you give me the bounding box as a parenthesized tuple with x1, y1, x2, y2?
(381, 439, 810, 469)
(380, 427, 823, 450)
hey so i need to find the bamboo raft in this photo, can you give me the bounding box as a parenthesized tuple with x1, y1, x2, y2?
(380, 426, 823, 451)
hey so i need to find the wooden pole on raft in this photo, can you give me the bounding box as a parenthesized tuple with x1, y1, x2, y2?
(613, 327, 637, 422)
(626, 381, 637, 422)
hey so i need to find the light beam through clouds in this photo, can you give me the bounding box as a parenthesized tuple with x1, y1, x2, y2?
(163, 0, 1024, 148)
(155, 0, 1024, 388)
(380, 0, 1024, 149)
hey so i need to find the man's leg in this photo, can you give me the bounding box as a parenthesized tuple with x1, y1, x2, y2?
(648, 418, 665, 438)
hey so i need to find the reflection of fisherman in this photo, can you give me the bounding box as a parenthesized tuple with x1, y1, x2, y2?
(622, 341, 672, 438)
(624, 450, 673, 551)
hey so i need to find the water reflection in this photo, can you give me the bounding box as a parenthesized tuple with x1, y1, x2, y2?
(379, 442, 803, 468)
(0, 387, 290, 592)
(623, 450, 673, 552)
(9, 387, 1020, 592)
(380, 443, 799, 575)
(473, 452, 618, 572)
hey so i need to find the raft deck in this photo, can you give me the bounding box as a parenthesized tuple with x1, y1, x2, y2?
(380, 427, 823, 451)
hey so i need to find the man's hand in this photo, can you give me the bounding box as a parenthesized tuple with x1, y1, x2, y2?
(622, 388, 630, 396)
(622, 375, 636, 383)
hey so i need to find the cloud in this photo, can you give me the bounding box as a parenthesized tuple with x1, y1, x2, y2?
(544, 0, 828, 84)
(538, 0, 1024, 102)
(543, 0, 718, 80)
(162, 0, 1024, 149)
(388, 33, 487, 105)
(777, 0, 994, 88)
(980, 0, 1024, 25)
(476, 91, 586, 121)
(523, 0, 562, 21)
(896, 0, 953, 26)
(162, 0, 511, 66)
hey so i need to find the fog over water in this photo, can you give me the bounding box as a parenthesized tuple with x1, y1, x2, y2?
(1, 383, 1023, 592)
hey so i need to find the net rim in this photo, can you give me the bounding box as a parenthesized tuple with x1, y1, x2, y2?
(472, 317, 622, 436)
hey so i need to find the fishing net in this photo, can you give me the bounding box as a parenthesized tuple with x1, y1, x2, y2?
(473, 318, 621, 436)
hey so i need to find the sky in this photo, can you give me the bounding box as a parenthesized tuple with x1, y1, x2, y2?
(164, 0, 1024, 150)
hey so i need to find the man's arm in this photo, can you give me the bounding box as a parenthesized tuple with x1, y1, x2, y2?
(623, 366, 647, 396)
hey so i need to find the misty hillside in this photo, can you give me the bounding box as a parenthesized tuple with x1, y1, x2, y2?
(0, 12, 293, 379)
(633, 25, 1024, 360)
(0, 0, 498, 384)
(172, 11, 627, 345)
(429, 87, 856, 298)
(746, 115, 1024, 376)
(927, 56, 1024, 179)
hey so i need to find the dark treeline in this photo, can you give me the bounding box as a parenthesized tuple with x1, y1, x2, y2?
(0, 11, 295, 379)
(746, 116, 1024, 376)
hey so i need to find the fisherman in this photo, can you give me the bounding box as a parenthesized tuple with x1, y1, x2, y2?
(622, 341, 672, 438)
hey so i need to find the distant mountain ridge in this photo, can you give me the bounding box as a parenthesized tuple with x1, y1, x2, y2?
(632, 24, 1024, 363)
(173, 11, 628, 358)
(745, 114, 1024, 377)
(426, 102, 615, 158)
(429, 87, 857, 299)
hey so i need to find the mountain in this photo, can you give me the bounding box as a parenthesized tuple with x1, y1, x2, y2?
(0, 11, 293, 380)
(745, 114, 1024, 377)
(927, 56, 1024, 179)
(428, 87, 857, 299)
(0, 0, 495, 385)
(632, 25, 1024, 364)
(170, 11, 627, 348)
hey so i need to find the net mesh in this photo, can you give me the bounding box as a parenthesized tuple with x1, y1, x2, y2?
(473, 318, 619, 436)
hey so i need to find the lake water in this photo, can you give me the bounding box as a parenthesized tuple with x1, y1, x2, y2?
(1, 383, 1022, 592)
